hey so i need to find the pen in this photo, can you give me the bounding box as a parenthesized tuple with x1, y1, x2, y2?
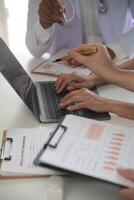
(52, 48, 98, 63)
(58, 0, 67, 24)
(62, 12, 67, 23)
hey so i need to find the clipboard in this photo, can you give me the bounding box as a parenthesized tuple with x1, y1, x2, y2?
(0, 131, 49, 179)
(0, 131, 13, 161)
(0, 127, 65, 179)
(34, 114, 134, 188)
(34, 117, 67, 167)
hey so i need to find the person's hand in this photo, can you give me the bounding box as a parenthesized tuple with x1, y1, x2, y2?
(66, 43, 117, 81)
(55, 73, 92, 93)
(59, 88, 108, 112)
(67, 45, 116, 67)
(55, 72, 108, 93)
(38, 0, 65, 29)
(118, 169, 134, 200)
(55, 73, 86, 93)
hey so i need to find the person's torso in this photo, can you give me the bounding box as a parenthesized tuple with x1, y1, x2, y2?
(50, 0, 134, 51)
(95, 0, 134, 44)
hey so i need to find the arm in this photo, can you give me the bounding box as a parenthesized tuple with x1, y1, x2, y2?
(55, 58, 134, 93)
(60, 88, 134, 120)
(107, 67, 134, 92)
(87, 58, 134, 89)
(25, 0, 64, 57)
(118, 58, 134, 70)
(26, 0, 52, 57)
(107, 99, 134, 120)
(69, 44, 134, 91)
(91, 58, 134, 88)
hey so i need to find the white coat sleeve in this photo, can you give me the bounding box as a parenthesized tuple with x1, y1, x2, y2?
(25, 0, 54, 58)
(108, 0, 134, 59)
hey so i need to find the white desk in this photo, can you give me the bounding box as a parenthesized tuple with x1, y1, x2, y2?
(0, 50, 134, 200)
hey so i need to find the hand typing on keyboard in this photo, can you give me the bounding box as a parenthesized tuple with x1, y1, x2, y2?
(55, 72, 107, 94)
(59, 88, 108, 113)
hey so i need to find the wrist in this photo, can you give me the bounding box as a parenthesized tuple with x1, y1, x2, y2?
(92, 75, 108, 87)
(39, 19, 52, 29)
(109, 67, 126, 86)
(101, 98, 112, 112)
(106, 99, 120, 114)
(102, 64, 120, 84)
(72, 73, 85, 82)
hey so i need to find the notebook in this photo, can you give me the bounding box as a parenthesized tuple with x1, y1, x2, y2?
(34, 114, 134, 188)
(0, 38, 110, 123)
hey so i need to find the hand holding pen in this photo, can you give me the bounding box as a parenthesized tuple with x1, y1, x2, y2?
(60, 43, 116, 79)
(38, 0, 66, 29)
(53, 48, 98, 63)
(53, 45, 115, 67)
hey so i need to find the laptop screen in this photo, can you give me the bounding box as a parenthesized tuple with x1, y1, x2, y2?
(0, 38, 40, 119)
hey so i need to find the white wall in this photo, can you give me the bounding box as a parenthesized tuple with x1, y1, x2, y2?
(0, 0, 9, 44)
(5, 0, 28, 52)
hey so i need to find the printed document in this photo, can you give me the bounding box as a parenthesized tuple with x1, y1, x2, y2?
(0, 127, 63, 176)
(38, 114, 134, 187)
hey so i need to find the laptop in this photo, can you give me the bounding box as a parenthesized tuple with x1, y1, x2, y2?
(0, 38, 110, 123)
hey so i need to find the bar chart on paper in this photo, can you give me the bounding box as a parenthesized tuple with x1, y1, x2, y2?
(37, 114, 134, 187)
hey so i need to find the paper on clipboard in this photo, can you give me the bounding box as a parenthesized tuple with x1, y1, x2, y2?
(0, 127, 64, 177)
(35, 114, 134, 188)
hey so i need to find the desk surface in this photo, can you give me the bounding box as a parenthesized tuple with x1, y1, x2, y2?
(0, 50, 134, 200)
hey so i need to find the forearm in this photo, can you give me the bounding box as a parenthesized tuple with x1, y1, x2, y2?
(110, 68, 134, 92)
(25, 27, 53, 57)
(118, 58, 134, 70)
(96, 59, 134, 87)
(106, 100, 134, 120)
(26, 0, 55, 57)
(95, 63, 134, 92)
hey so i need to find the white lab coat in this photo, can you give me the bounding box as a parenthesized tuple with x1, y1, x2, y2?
(26, 0, 134, 58)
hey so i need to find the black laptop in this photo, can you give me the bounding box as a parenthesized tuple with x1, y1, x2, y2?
(0, 38, 110, 123)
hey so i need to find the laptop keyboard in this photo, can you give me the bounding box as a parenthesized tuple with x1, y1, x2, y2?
(40, 82, 72, 120)
(39, 81, 110, 122)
